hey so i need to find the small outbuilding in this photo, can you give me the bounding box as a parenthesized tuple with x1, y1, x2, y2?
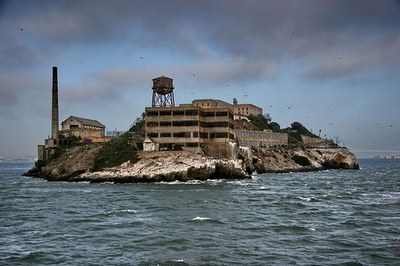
(143, 137, 159, 151)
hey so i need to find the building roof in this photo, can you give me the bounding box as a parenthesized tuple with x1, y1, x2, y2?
(153, 75, 172, 80)
(63, 115, 105, 128)
(144, 137, 157, 143)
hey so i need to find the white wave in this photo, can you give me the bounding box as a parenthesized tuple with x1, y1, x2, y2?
(298, 196, 313, 202)
(171, 259, 185, 262)
(121, 209, 137, 213)
(192, 216, 211, 221)
(158, 180, 203, 185)
(308, 227, 317, 231)
(227, 180, 248, 186)
(379, 193, 399, 199)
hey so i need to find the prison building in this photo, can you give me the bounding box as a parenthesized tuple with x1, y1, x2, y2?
(60, 115, 106, 140)
(192, 98, 263, 117)
(234, 129, 288, 148)
(145, 104, 235, 157)
(192, 99, 233, 109)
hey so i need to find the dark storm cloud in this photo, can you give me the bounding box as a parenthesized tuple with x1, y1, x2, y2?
(2, 0, 399, 79)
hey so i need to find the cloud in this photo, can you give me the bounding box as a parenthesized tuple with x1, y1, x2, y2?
(303, 35, 400, 80)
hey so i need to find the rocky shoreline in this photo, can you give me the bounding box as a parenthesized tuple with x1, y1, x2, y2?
(24, 141, 359, 183)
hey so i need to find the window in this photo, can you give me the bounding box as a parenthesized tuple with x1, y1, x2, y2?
(200, 132, 208, 139)
(173, 110, 184, 116)
(160, 133, 171, 137)
(214, 122, 228, 127)
(186, 142, 199, 147)
(147, 122, 158, 127)
(147, 133, 158, 138)
(216, 111, 228, 116)
(160, 121, 171, 126)
(159, 110, 171, 116)
(173, 132, 191, 138)
(186, 121, 198, 127)
(203, 112, 215, 117)
(193, 132, 199, 138)
(146, 110, 158, 116)
(215, 132, 228, 138)
(173, 121, 198, 127)
(186, 109, 198, 116)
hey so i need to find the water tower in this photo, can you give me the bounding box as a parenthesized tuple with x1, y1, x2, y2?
(152, 76, 175, 107)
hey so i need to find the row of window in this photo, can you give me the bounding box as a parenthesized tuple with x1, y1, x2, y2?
(159, 142, 199, 149)
(238, 139, 285, 147)
(147, 121, 234, 129)
(146, 110, 233, 119)
(235, 131, 287, 140)
(147, 132, 234, 139)
(52, 139, 71, 145)
(82, 125, 103, 129)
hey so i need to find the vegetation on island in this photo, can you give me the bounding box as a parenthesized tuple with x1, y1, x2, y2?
(90, 133, 141, 172)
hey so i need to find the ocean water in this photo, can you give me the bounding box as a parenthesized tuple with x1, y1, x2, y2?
(0, 159, 399, 266)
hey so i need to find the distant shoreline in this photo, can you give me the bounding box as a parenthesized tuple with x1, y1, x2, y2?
(0, 159, 36, 163)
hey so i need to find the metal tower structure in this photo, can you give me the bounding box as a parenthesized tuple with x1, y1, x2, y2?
(152, 76, 175, 107)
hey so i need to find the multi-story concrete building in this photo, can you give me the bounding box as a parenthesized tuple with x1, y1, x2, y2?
(234, 129, 288, 148)
(145, 104, 235, 157)
(193, 98, 263, 117)
(192, 99, 233, 109)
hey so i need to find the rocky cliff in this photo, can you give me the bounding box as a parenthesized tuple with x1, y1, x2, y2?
(239, 145, 359, 174)
(24, 138, 359, 183)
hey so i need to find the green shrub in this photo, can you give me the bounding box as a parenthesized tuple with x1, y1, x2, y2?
(91, 133, 139, 172)
(292, 155, 311, 166)
(70, 135, 81, 146)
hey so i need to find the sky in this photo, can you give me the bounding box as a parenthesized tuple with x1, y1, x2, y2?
(0, 0, 399, 159)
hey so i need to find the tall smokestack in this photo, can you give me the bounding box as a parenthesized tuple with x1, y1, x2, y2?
(51, 66, 59, 139)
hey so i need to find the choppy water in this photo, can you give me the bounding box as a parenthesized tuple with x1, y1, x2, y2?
(1, 159, 399, 265)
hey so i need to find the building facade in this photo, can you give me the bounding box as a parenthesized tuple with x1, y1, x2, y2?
(145, 104, 235, 157)
(234, 129, 288, 148)
(233, 103, 262, 116)
(192, 99, 233, 109)
(61, 115, 106, 139)
(192, 98, 263, 117)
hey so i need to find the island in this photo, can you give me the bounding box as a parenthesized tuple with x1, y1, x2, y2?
(23, 72, 359, 182)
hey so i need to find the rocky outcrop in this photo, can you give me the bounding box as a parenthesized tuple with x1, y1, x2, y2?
(24, 148, 250, 183)
(24, 139, 359, 183)
(24, 145, 103, 180)
(75, 151, 249, 183)
(239, 146, 359, 174)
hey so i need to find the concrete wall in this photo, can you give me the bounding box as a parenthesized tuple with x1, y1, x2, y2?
(145, 105, 234, 156)
(235, 130, 288, 147)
